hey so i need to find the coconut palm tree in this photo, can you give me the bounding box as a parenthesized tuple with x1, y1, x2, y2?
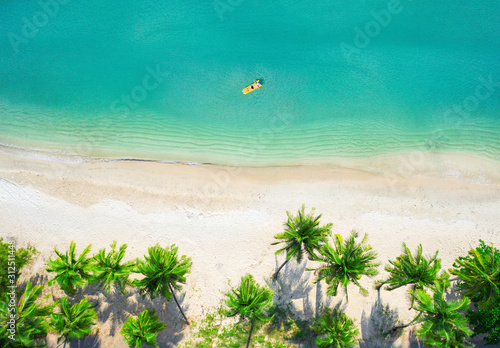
(46, 241, 93, 295)
(49, 297, 97, 348)
(0, 238, 38, 296)
(224, 274, 274, 348)
(0, 281, 55, 347)
(410, 280, 472, 347)
(133, 244, 192, 325)
(272, 205, 332, 280)
(90, 241, 135, 295)
(120, 309, 167, 348)
(310, 307, 359, 348)
(311, 231, 379, 301)
(450, 240, 500, 309)
(376, 243, 448, 308)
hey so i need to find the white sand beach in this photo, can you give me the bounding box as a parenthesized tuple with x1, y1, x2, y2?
(1, 148, 499, 347)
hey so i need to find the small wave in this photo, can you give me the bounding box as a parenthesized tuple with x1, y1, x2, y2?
(0, 143, 209, 167)
(106, 158, 207, 165)
(0, 143, 89, 164)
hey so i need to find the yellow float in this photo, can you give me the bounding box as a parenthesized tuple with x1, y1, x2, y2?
(242, 80, 262, 94)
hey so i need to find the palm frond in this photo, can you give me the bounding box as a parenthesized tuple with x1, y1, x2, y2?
(311, 307, 359, 348)
(46, 241, 93, 295)
(132, 244, 192, 301)
(132, 244, 192, 324)
(450, 240, 500, 309)
(311, 231, 379, 301)
(273, 205, 332, 262)
(90, 241, 135, 295)
(49, 297, 97, 345)
(120, 309, 167, 348)
(0, 281, 55, 347)
(224, 274, 274, 324)
(272, 205, 332, 280)
(378, 242, 448, 308)
(411, 281, 472, 347)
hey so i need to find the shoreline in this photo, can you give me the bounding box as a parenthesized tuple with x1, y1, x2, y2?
(2, 107, 500, 167)
(1, 147, 500, 347)
(2, 142, 500, 181)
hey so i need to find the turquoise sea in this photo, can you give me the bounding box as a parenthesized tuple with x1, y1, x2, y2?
(0, 0, 499, 165)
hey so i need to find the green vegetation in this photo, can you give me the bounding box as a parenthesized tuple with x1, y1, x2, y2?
(451, 240, 500, 345)
(377, 241, 500, 346)
(0, 281, 55, 347)
(311, 231, 379, 300)
(181, 306, 300, 348)
(120, 309, 167, 348)
(46, 241, 93, 295)
(5, 206, 498, 347)
(267, 302, 316, 345)
(90, 241, 135, 295)
(377, 243, 448, 308)
(133, 243, 192, 324)
(184, 310, 256, 347)
(411, 280, 472, 347)
(451, 240, 500, 309)
(467, 300, 500, 345)
(188, 310, 251, 347)
(310, 307, 359, 348)
(49, 297, 97, 347)
(224, 274, 274, 348)
(0, 238, 38, 296)
(272, 205, 332, 280)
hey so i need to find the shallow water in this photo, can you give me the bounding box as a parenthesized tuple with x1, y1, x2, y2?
(1, 0, 499, 165)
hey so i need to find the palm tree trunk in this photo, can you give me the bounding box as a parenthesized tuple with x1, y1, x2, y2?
(375, 281, 386, 291)
(386, 312, 423, 336)
(246, 321, 255, 348)
(390, 323, 410, 334)
(168, 283, 190, 325)
(273, 259, 289, 280)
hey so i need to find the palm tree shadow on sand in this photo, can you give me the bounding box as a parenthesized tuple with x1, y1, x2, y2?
(269, 257, 313, 306)
(155, 290, 189, 348)
(65, 284, 188, 347)
(26, 273, 49, 288)
(359, 297, 404, 348)
(266, 257, 333, 346)
(68, 333, 100, 348)
(359, 296, 467, 348)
